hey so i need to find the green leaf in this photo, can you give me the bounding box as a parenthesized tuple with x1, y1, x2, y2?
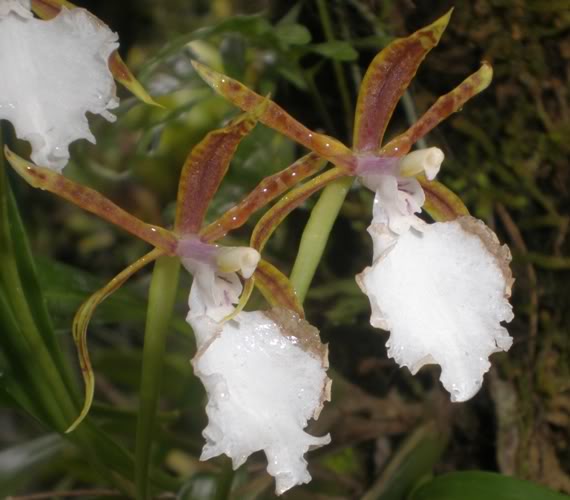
(274, 23, 312, 45)
(362, 421, 449, 500)
(310, 41, 359, 61)
(0, 434, 67, 498)
(410, 471, 569, 500)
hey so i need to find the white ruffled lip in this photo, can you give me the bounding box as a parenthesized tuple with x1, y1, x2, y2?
(0, 5, 119, 171)
(191, 308, 331, 495)
(186, 253, 331, 494)
(357, 213, 514, 402)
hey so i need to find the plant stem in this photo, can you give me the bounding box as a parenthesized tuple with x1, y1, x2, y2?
(289, 1, 358, 303)
(316, 0, 354, 139)
(290, 177, 352, 303)
(135, 255, 181, 500)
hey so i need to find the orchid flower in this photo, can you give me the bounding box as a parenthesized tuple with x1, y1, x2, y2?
(0, 0, 158, 171)
(5, 76, 331, 491)
(191, 9, 514, 401)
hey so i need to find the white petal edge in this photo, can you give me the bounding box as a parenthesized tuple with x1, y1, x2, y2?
(0, 0, 31, 18)
(0, 7, 119, 171)
(190, 308, 331, 495)
(357, 215, 514, 402)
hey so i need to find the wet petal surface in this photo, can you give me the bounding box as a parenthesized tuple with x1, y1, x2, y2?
(0, 7, 118, 171)
(357, 215, 514, 401)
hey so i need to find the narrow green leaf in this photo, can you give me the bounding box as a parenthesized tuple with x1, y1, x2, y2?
(410, 471, 569, 500)
(275, 23, 312, 45)
(0, 434, 67, 498)
(310, 41, 359, 61)
(362, 421, 448, 500)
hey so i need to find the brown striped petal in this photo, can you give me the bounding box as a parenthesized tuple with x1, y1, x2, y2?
(353, 10, 452, 152)
(254, 259, 304, 318)
(192, 60, 354, 170)
(381, 63, 493, 157)
(419, 176, 470, 221)
(175, 111, 259, 235)
(250, 167, 347, 252)
(201, 153, 326, 242)
(5, 147, 177, 253)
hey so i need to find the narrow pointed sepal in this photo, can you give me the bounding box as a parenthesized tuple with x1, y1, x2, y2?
(419, 176, 470, 221)
(250, 167, 348, 253)
(353, 9, 452, 152)
(382, 63, 493, 156)
(192, 60, 354, 170)
(30, 0, 161, 108)
(5, 147, 178, 253)
(201, 153, 326, 242)
(255, 259, 304, 318)
(66, 249, 163, 432)
(175, 111, 259, 235)
(357, 215, 514, 402)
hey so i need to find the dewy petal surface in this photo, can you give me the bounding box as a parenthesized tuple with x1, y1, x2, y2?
(357, 215, 514, 402)
(190, 308, 330, 495)
(185, 262, 330, 494)
(0, 6, 118, 171)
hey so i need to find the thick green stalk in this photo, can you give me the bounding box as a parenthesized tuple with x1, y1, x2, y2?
(290, 177, 352, 302)
(135, 256, 181, 500)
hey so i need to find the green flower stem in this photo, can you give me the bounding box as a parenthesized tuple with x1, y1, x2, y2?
(290, 177, 352, 303)
(135, 255, 181, 500)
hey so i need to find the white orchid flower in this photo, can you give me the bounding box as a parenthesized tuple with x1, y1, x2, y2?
(357, 148, 514, 402)
(182, 246, 331, 495)
(0, 0, 118, 171)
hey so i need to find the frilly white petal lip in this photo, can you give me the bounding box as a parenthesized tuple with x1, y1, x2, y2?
(191, 308, 331, 495)
(0, 5, 119, 172)
(185, 261, 330, 494)
(357, 214, 514, 402)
